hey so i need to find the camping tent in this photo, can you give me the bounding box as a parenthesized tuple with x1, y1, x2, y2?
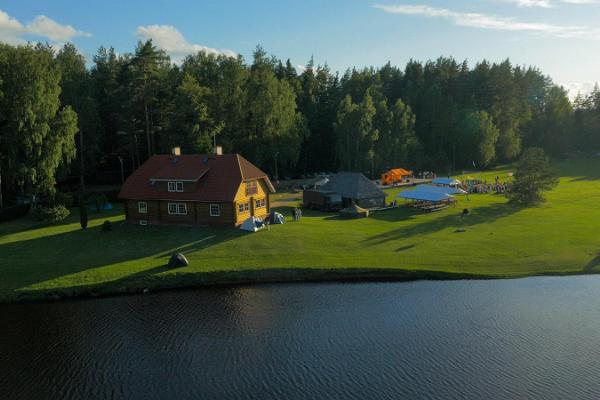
(240, 216, 265, 232)
(397, 190, 454, 202)
(432, 178, 462, 187)
(268, 212, 285, 224)
(339, 204, 369, 219)
(417, 184, 467, 195)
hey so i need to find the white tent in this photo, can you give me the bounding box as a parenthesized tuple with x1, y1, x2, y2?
(240, 216, 265, 232)
(417, 184, 467, 195)
(432, 177, 462, 187)
(397, 190, 454, 202)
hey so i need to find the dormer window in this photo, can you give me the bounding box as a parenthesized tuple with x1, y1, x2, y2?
(168, 181, 184, 192)
(245, 181, 258, 196)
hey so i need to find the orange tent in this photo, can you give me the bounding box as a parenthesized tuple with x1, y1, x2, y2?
(381, 168, 412, 185)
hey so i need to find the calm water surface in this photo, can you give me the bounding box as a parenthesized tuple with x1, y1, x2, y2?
(2, 276, 600, 399)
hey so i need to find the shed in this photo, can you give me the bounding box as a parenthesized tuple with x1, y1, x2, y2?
(319, 172, 386, 209)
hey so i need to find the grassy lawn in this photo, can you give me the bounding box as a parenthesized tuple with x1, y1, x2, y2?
(2, 157, 600, 302)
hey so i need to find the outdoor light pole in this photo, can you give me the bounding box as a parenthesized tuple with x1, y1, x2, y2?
(118, 156, 124, 184)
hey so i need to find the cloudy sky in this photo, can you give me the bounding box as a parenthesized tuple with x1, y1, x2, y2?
(1, 0, 599, 96)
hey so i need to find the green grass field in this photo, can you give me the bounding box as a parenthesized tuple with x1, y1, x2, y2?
(2, 157, 600, 302)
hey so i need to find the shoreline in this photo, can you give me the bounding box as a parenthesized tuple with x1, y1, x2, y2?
(3, 267, 595, 305)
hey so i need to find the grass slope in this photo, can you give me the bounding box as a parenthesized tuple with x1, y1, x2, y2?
(1, 158, 600, 302)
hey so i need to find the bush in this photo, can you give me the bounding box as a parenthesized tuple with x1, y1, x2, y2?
(102, 220, 112, 232)
(53, 192, 74, 208)
(0, 203, 31, 222)
(34, 205, 70, 224)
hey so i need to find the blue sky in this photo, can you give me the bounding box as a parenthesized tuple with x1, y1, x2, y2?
(1, 0, 599, 96)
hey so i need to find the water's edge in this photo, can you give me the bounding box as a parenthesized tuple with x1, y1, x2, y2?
(5, 267, 597, 305)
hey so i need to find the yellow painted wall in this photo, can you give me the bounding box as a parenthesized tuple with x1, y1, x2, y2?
(233, 179, 271, 224)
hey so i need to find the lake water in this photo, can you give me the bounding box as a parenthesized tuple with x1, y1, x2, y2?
(2, 276, 600, 399)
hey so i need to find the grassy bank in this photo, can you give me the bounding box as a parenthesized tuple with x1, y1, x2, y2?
(2, 157, 600, 303)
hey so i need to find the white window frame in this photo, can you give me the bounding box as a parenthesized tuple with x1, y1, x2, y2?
(139, 220, 148, 226)
(245, 180, 258, 196)
(255, 198, 266, 209)
(210, 204, 220, 217)
(138, 201, 148, 214)
(168, 202, 178, 215)
(238, 202, 249, 213)
(168, 181, 184, 192)
(178, 203, 187, 215)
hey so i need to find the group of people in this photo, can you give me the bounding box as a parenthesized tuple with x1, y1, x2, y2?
(292, 207, 303, 222)
(462, 177, 512, 195)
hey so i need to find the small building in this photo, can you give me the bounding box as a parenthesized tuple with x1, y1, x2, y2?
(304, 172, 386, 210)
(118, 150, 275, 227)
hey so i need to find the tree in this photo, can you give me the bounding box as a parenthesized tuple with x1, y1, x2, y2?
(56, 43, 100, 193)
(165, 74, 220, 153)
(459, 111, 500, 168)
(243, 47, 305, 175)
(508, 148, 559, 205)
(129, 40, 170, 160)
(0, 44, 78, 197)
(79, 196, 88, 229)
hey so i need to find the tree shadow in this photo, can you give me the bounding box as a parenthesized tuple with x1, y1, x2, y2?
(0, 221, 243, 300)
(362, 202, 522, 246)
(584, 253, 600, 272)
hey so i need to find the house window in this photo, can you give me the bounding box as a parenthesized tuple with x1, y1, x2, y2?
(138, 201, 148, 214)
(255, 198, 266, 209)
(168, 202, 188, 215)
(168, 181, 184, 192)
(245, 181, 258, 196)
(139, 220, 148, 226)
(210, 204, 220, 217)
(238, 202, 250, 213)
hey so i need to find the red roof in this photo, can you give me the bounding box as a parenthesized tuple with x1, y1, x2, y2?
(118, 154, 275, 202)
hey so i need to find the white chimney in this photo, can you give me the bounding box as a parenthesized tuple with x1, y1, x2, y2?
(171, 146, 181, 156)
(215, 146, 223, 156)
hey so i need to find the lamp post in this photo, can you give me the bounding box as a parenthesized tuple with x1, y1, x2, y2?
(118, 156, 124, 184)
(274, 151, 280, 182)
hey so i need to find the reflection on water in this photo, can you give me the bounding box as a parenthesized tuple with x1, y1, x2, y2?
(2, 276, 600, 399)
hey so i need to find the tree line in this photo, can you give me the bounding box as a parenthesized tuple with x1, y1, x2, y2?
(1, 40, 599, 204)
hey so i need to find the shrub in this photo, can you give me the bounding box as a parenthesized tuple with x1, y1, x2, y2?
(0, 203, 31, 222)
(53, 192, 74, 208)
(34, 205, 70, 224)
(102, 220, 112, 232)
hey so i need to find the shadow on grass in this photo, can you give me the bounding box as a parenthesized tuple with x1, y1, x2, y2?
(0, 207, 125, 238)
(584, 253, 600, 272)
(362, 202, 522, 246)
(0, 220, 242, 300)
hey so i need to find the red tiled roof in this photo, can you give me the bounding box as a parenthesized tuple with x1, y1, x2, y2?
(118, 154, 274, 202)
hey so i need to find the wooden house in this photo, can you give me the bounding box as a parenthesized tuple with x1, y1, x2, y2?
(118, 149, 275, 227)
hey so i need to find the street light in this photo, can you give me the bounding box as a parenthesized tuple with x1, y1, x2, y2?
(118, 156, 124, 184)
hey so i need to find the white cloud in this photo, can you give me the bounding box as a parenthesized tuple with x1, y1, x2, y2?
(373, 4, 600, 39)
(296, 64, 306, 73)
(504, 0, 553, 8)
(502, 0, 600, 6)
(136, 24, 236, 62)
(26, 15, 90, 41)
(561, 81, 599, 100)
(0, 9, 90, 45)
